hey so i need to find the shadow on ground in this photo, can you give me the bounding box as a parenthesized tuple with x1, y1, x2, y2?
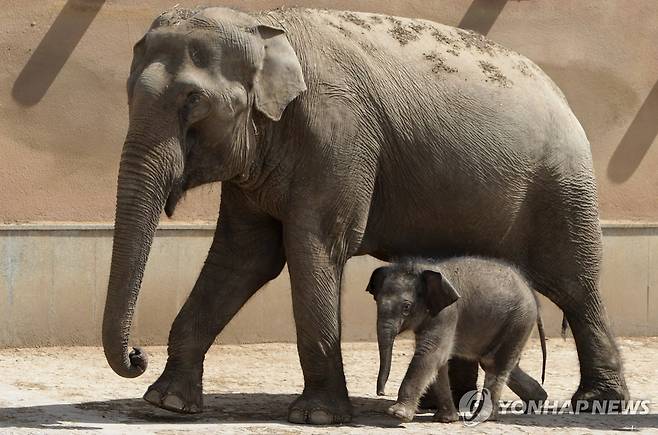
(500, 413, 658, 431)
(0, 393, 400, 430)
(1, 393, 657, 431)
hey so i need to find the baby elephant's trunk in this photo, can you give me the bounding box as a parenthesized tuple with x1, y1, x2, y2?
(377, 326, 395, 396)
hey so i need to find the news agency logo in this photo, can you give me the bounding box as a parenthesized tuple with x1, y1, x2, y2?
(458, 388, 651, 427)
(459, 388, 493, 426)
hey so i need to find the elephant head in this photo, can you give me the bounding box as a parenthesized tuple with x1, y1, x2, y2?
(103, 6, 306, 378)
(366, 265, 460, 395)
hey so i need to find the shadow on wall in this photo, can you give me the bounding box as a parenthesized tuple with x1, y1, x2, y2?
(10, 0, 654, 182)
(8, 0, 510, 105)
(457, 0, 509, 35)
(453, 0, 655, 185)
(607, 79, 658, 183)
(10, 0, 508, 106)
(11, 0, 105, 106)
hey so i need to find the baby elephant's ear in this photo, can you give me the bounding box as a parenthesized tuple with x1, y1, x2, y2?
(366, 267, 388, 300)
(422, 270, 460, 316)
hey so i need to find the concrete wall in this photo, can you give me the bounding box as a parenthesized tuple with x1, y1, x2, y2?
(1, 222, 656, 347)
(1, 1, 657, 345)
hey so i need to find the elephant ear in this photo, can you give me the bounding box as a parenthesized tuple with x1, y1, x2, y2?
(422, 270, 460, 316)
(126, 35, 147, 102)
(366, 267, 388, 300)
(253, 25, 307, 121)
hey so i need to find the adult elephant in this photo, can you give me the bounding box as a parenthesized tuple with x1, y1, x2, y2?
(103, 6, 627, 424)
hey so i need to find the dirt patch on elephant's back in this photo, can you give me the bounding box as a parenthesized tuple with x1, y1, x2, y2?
(339, 11, 372, 30)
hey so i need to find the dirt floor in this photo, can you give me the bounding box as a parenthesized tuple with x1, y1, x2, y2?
(1, 338, 657, 434)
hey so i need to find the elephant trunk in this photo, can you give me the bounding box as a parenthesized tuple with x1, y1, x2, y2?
(377, 322, 396, 396)
(103, 128, 181, 378)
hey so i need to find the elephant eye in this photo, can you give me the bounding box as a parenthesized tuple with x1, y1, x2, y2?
(401, 302, 412, 316)
(182, 92, 209, 123)
(186, 92, 202, 106)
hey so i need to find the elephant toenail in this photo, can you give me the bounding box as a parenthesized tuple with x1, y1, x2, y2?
(143, 389, 162, 406)
(287, 408, 307, 424)
(188, 404, 201, 414)
(163, 394, 185, 411)
(309, 409, 332, 425)
(335, 413, 351, 424)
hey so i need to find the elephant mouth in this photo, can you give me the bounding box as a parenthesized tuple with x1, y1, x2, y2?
(163, 128, 199, 217)
(164, 180, 185, 218)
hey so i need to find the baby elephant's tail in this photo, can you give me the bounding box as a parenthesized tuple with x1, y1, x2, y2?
(536, 311, 547, 385)
(530, 291, 547, 384)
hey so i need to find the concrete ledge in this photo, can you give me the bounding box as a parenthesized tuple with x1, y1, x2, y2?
(0, 222, 217, 231)
(1, 220, 655, 231)
(1, 222, 657, 347)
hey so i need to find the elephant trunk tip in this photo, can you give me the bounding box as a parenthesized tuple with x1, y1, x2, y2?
(129, 346, 149, 375)
(376, 372, 389, 397)
(105, 346, 148, 378)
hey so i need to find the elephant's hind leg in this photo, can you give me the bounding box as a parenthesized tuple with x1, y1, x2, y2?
(527, 175, 628, 406)
(144, 187, 286, 414)
(507, 365, 547, 403)
(531, 273, 628, 406)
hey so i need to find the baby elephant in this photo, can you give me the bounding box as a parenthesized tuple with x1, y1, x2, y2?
(367, 257, 547, 423)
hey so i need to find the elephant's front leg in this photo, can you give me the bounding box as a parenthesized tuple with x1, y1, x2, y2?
(144, 189, 285, 413)
(388, 349, 449, 423)
(285, 231, 351, 425)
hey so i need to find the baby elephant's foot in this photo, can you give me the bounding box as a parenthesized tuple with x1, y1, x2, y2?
(433, 409, 459, 423)
(387, 402, 416, 422)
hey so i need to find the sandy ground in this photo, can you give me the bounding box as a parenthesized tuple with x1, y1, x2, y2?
(1, 338, 657, 434)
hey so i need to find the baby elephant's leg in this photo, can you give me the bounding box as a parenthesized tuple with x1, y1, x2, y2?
(483, 328, 532, 420)
(432, 364, 459, 423)
(482, 369, 509, 421)
(507, 365, 548, 403)
(388, 349, 450, 422)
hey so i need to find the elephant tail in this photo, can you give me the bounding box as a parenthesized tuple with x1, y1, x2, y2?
(531, 291, 547, 385)
(536, 310, 547, 385)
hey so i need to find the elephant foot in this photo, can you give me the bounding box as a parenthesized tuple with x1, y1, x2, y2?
(287, 390, 352, 425)
(387, 402, 416, 423)
(433, 409, 459, 423)
(143, 366, 203, 414)
(571, 378, 629, 413)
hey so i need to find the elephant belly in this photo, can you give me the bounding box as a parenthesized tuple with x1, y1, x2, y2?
(358, 181, 533, 262)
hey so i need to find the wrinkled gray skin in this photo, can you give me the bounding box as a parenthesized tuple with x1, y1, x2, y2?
(103, 6, 627, 425)
(417, 295, 549, 413)
(368, 258, 547, 423)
